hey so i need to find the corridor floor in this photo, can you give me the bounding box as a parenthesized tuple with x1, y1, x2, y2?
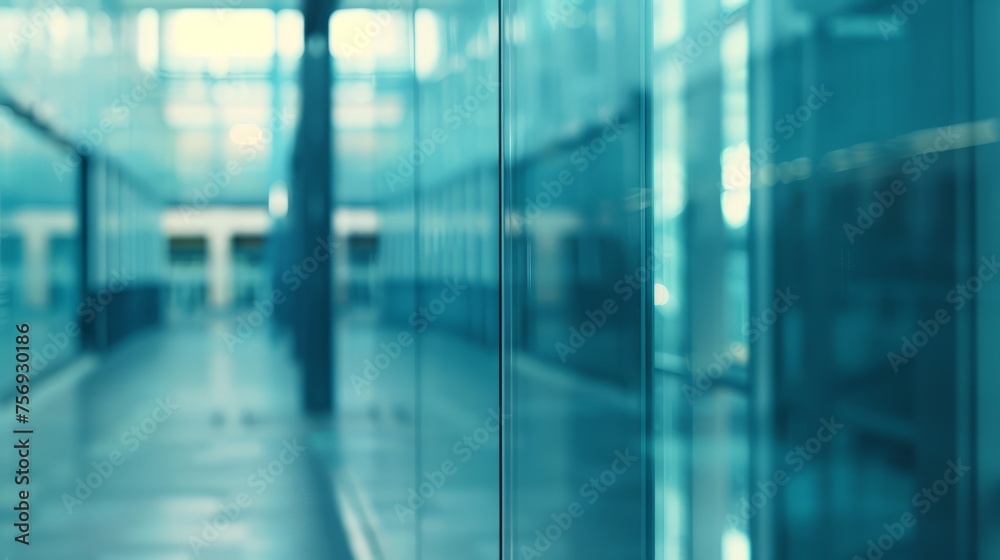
(0, 313, 642, 560)
(0, 318, 349, 560)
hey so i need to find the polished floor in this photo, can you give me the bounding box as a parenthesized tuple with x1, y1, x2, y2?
(0, 312, 641, 559)
(0, 318, 349, 559)
(333, 309, 643, 560)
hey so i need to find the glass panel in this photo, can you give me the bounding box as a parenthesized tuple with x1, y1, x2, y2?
(332, 5, 420, 558)
(651, 2, 751, 559)
(649, 0, 991, 558)
(502, 0, 647, 558)
(413, 3, 500, 557)
(333, 2, 501, 558)
(693, 388, 749, 560)
(653, 374, 691, 559)
(652, 54, 687, 363)
(754, 0, 965, 551)
(0, 109, 81, 376)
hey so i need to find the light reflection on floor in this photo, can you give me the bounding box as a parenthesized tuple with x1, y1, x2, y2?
(0, 318, 346, 560)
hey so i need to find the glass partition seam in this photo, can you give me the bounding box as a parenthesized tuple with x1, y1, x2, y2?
(642, 0, 654, 558)
(498, 0, 508, 558)
(499, 0, 512, 558)
(409, 3, 424, 557)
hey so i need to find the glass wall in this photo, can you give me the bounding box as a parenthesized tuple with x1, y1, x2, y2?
(332, 5, 421, 559)
(0, 108, 81, 379)
(649, 1, 753, 559)
(649, 0, 1000, 559)
(501, 0, 647, 558)
(333, 2, 501, 558)
(87, 155, 165, 349)
(750, 0, 973, 557)
(0, 102, 164, 384)
(412, 2, 500, 558)
(6, 0, 1000, 558)
(974, 5, 1000, 560)
(322, 1, 1000, 556)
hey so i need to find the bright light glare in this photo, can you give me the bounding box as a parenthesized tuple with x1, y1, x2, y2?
(654, 0, 684, 47)
(165, 10, 275, 60)
(137, 9, 159, 70)
(721, 142, 751, 229)
(330, 9, 406, 67)
(415, 9, 442, 79)
(229, 124, 263, 145)
(721, 189, 751, 229)
(276, 10, 303, 59)
(722, 529, 751, 560)
(722, 142, 751, 191)
(47, 7, 68, 54)
(654, 283, 671, 306)
(658, 151, 686, 219)
(269, 182, 288, 219)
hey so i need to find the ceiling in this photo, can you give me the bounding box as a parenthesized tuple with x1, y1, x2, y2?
(0, 3, 436, 206)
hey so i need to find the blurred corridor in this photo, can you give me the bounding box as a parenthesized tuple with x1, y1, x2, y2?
(2, 0, 1000, 559)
